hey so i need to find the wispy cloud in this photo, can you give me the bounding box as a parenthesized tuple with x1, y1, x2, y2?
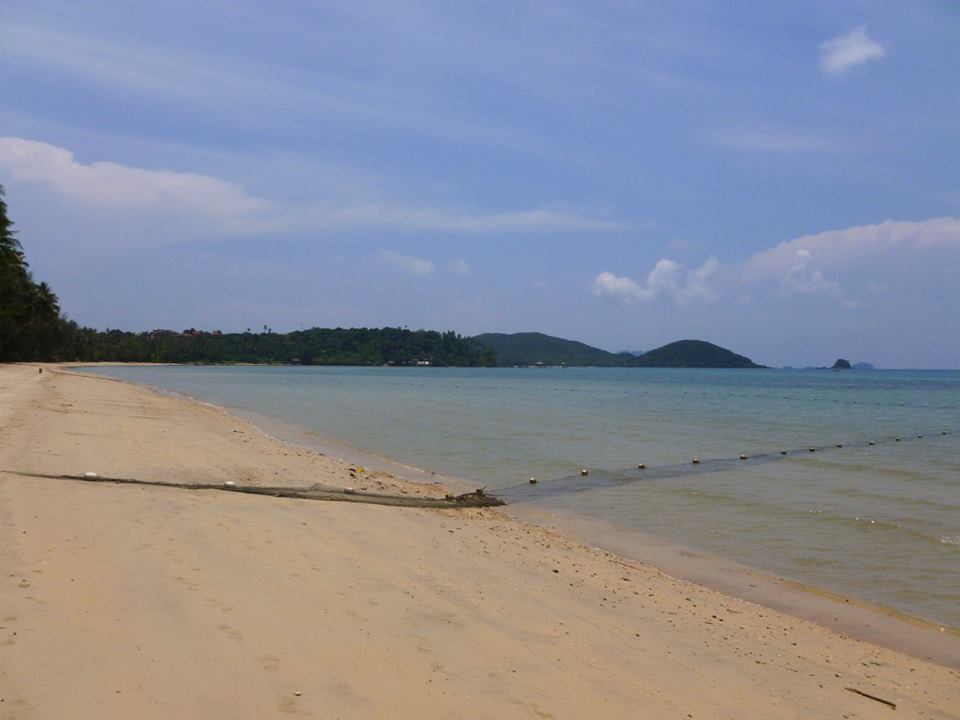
(380, 250, 436, 276)
(0, 137, 622, 237)
(700, 126, 846, 154)
(819, 25, 886, 76)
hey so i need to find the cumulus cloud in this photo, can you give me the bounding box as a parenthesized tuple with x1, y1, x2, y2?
(380, 250, 436, 275)
(0, 137, 622, 239)
(819, 25, 886, 75)
(593, 257, 720, 305)
(740, 217, 960, 283)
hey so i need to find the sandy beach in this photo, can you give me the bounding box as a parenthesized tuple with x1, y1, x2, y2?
(1, 364, 957, 719)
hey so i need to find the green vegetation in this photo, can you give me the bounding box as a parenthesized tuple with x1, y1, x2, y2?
(472, 332, 633, 366)
(0, 186, 63, 361)
(0, 184, 494, 366)
(1, 188, 759, 369)
(631, 340, 762, 368)
(54, 326, 496, 366)
(473, 333, 762, 368)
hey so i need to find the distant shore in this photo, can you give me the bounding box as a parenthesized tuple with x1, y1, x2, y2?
(1, 363, 958, 718)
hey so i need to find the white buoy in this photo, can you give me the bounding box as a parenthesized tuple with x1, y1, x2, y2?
(895, 437, 901, 442)
(692, 458, 700, 465)
(836, 443, 843, 448)
(580, 469, 589, 476)
(739, 454, 748, 460)
(809, 447, 816, 452)
(868, 441, 875, 446)
(637, 463, 646, 470)
(529, 477, 538, 485)
(83, 471, 98, 479)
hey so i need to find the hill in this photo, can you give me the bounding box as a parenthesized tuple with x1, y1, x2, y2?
(632, 340, 763, 368)
(472, 332, 628, 366)
(473, 333, 763, 368)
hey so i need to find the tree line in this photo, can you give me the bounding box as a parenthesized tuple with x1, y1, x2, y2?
(0, 185, 496, 367)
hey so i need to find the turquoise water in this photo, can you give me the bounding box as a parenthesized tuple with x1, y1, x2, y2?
(84, 365, 960, 627)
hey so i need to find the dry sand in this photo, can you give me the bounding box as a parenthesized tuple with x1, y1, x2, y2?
(0, 363, 957, 719)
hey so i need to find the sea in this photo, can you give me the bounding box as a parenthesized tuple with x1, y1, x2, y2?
(83, 365, 960, 629)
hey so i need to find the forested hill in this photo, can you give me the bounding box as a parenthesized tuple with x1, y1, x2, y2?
(53, 327, 497, 366)
(473, 333, 763, 368)
(632, 340, 763, 368)
(472, 332, 630, 366)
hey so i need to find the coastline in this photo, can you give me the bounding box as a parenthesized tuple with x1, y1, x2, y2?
(71, 363, 960, 658)
(1, 363, 958, 718)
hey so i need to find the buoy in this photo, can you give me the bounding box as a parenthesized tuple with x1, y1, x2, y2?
(779, 450, 787, 455)
(809, 447, 816, 452)
(83, 471, 98, 479)
(637, 463, 646, 470)
(942, 431, 948, 435)
(739, 454, 748, 460)
(692, 458, 700, 465)
(917, 434, 923, 439)
(223, 480, 236, 488)
(529, 477, 538, 485)
(580, 469, 589, 476)
(836, 443, 843, 448)
(868, 441, 875, 446)
(895, 437, 901, 442)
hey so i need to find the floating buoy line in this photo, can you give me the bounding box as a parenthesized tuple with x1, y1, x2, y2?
(494, 429, 956, 501)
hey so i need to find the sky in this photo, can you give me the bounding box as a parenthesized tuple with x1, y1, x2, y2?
(1, 1, 959, 368)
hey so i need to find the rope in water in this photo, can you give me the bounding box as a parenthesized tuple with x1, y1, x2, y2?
(492, 428, 956, 500)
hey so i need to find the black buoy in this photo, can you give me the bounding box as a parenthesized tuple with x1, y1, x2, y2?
(580, 469, 589, 476)
(917, 434, 923, 439)
(637, 463, 646, 470)
(809, 447, 816, 452)
(868, 441, 875, 446)
(692, 458, 700, 465)
(780, 450, 787, 455)
(529, 477, 538, 485)
(895, 437, 901, 442)
(739, 454, 748, 460)
(836, 443, 843, 448)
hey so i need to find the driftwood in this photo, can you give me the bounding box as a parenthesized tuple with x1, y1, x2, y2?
(844, 687, 897, 710)
(2, 471, 505, 509)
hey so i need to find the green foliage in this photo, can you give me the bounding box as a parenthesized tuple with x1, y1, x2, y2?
(473, 333, 762, 368)
(473, 332, 634, 366)
(44, 325, 497, 366)
(0, 186, 63, 361)
(631, 340, 762, 368)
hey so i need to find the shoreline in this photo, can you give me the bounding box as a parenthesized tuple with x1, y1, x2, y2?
(67, 363, 960, 666)
(2, 363, 958, 718)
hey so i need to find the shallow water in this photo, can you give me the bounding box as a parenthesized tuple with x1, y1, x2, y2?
(84, 365, 960, 627)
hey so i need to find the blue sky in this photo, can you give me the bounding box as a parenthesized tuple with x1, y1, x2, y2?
(1, 1, 958, 367)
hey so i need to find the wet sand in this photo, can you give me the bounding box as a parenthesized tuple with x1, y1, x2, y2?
(1, 364, 957, 719)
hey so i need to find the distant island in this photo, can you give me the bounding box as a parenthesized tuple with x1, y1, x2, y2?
(832, 358, 852, 370)
(473, 332, 762, 368)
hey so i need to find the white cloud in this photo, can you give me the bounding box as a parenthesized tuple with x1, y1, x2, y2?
(740, 217, 960, 283)
(780, 248, 852, 304)
(592, 257, 720, 305)
(449, 258, 471, 274)
(700, 127, 844, 154)
(380, 250, 436, 275)
(819, 25, 886, 76)
(0, 137, 621, 238)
